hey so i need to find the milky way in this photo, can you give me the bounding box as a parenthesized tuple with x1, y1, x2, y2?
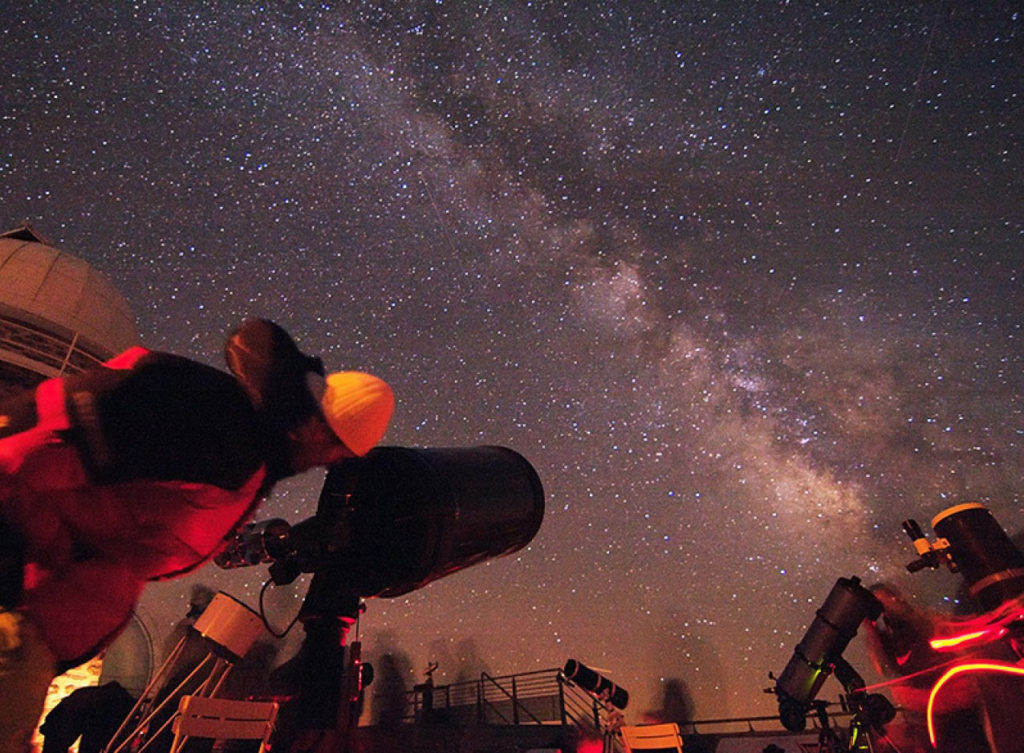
(2, 1, 1021, 719)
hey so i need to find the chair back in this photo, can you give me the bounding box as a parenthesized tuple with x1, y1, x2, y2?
(619, 722, 684, 752)
(169, 695, 279, 753)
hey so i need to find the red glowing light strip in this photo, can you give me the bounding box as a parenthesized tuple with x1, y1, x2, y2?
(928, 626, 1007, 651)
(926, 661, 1024, 747)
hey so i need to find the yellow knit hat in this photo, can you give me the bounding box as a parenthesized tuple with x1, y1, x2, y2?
(320, 371, 395, 456)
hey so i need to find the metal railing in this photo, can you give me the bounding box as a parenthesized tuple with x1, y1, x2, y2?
(401, 669, 622, 750)
(0, 315, 108, 377)
(406, 667, 610, 726)
(397, 668, 887, 750)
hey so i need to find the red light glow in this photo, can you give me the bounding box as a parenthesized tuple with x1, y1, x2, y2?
(926, 661, 1024, 747)
(928, 627, 1007, 651)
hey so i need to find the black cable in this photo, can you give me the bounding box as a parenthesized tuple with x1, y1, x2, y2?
(258, 578, 302, 639)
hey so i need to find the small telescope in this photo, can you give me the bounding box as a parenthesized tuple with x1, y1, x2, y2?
(562, 659, 629, 711)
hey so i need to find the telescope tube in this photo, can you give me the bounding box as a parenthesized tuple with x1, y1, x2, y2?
(932, 503, 1024, 611)
(562, 659, 629, 710)
(314, 445, 545, 599)
(775, 576, 882, 731)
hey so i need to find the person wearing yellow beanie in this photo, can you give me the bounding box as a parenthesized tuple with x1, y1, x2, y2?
(225, 319, 394, 477)
(0, 319, 393, 750)
(320, 371, 395, 458)
(286, 369, 395, 472)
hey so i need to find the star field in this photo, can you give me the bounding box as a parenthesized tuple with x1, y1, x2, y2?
(2, 0, 1021, 720)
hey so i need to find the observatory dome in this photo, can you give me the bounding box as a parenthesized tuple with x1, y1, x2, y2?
(0, 224, 139, 385)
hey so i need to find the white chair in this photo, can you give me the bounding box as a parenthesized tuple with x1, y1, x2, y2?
(169, 695, 279, 753)
(619, 722, 684, 752)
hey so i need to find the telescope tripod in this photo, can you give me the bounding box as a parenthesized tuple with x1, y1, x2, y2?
(597, 697, 623, 753)
(809, 698, 902, 753)
(274, 578, 366, 753)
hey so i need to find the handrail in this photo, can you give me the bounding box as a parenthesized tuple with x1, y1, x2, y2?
(478, 671, 546, 725)
(400, 667, 878, 745)
(0, 316, 107, 377)
(685, 706, 869, 736)
(406, 668, 568, 726)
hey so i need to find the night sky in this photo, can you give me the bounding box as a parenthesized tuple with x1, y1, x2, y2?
(2, 1, 1022, 721)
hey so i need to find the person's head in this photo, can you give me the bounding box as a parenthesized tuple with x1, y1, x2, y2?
(287, 370, 394, 472)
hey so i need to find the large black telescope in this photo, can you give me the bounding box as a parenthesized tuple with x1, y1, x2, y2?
(904, 502, 1024, 611)
(216, 445, 544, 744)
(217, 445, 545, 603)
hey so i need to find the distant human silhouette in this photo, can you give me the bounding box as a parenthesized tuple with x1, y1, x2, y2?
(372, 652, 411, 727)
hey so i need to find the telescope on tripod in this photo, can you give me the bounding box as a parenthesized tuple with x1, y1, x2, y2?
(771, 502, 1024, 752)
(561, 659, 629, 753)
(770, 576, 894, 751)
(215, 445, 545, 752)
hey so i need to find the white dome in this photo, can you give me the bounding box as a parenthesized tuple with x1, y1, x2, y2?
(0, 224, 139, 359)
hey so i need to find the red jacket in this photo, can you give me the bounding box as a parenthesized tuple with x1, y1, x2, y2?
(0, 347, 267, 667)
